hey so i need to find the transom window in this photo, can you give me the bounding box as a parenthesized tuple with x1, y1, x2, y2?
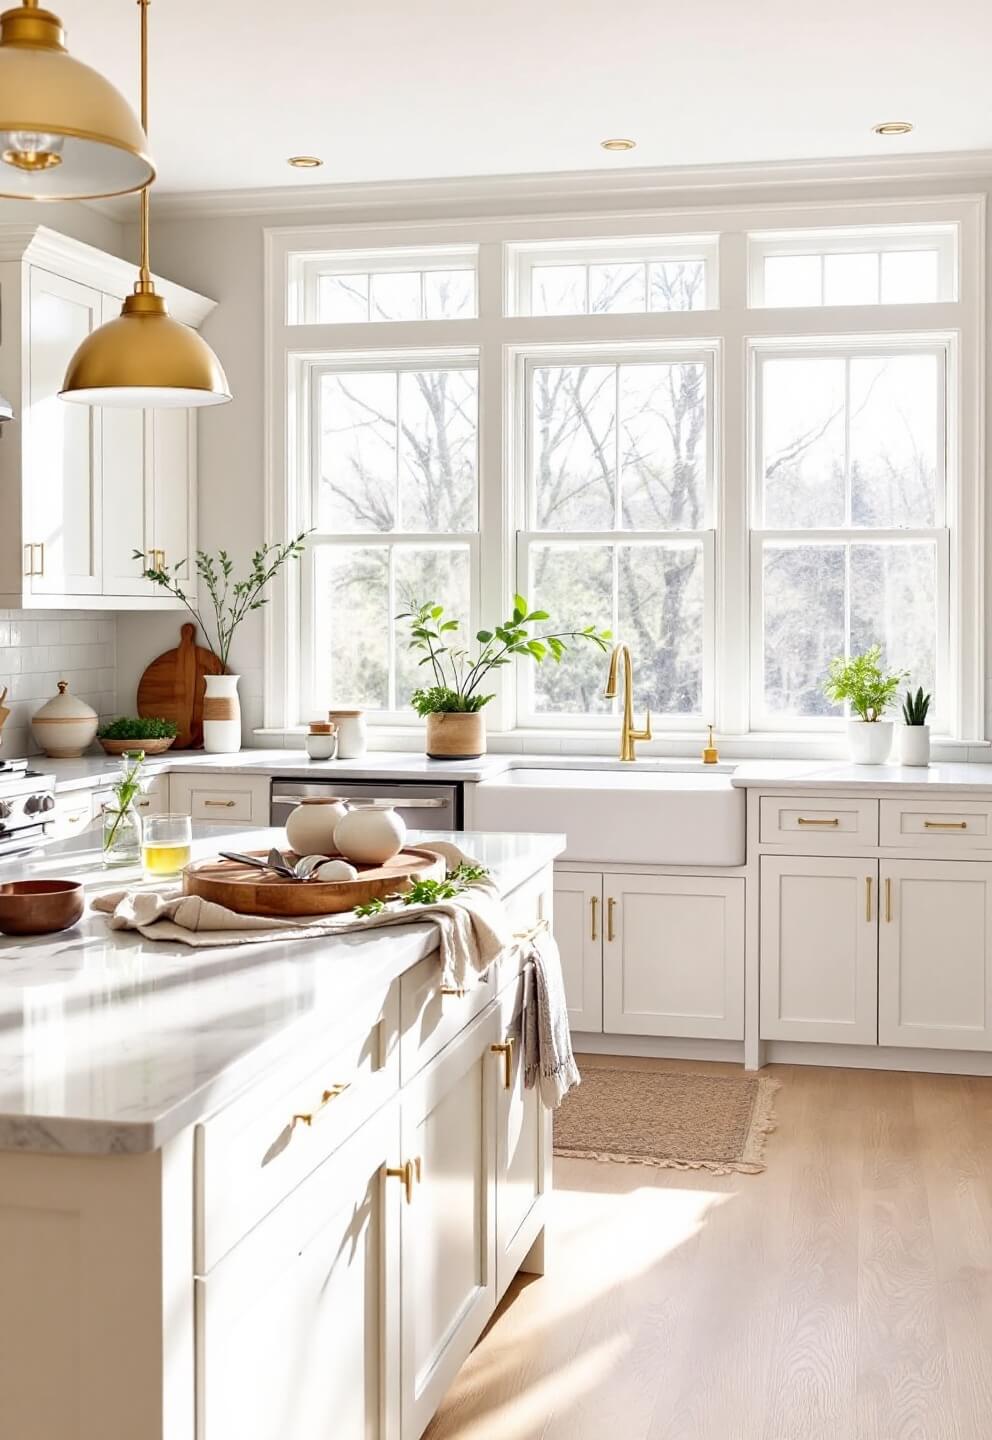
(511, 236, 717, 315)
(749, 225, 957, 307)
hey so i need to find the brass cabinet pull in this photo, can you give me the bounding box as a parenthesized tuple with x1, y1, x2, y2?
(607, 896, 616, 942)
(386, 1156, 422, 1204)
(590, 895, 598, 941)
(924, 819, 968, 830)
(24, 542, 44, 577)
(291, 1082, 350, 1130)
(35, 542, 44, 576)
(865, 875, 873, 922)
(203, 799, 236, 808)
(440, 984, 466, 997)
(23, 543, 32, 577)
(885, 877, 892, 923)
(490, 1037, 514, 1089)
(797, 816, 840, 827)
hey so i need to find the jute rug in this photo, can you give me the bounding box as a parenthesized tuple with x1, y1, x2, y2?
(554, 1065, 780, 1175)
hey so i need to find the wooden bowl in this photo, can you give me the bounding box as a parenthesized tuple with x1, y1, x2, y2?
(99, 736, 176, 757)
(0, 879, 84, 935)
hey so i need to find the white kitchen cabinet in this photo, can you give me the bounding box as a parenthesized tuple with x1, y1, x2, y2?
(196, 1103, 401, 1440)
(602, 872, 745, 1040)
(494, 966, 550, 1298)
(168, 771, 271, 826)
(552, 870, 603, 1032)
(879, 859, 992, 1051)
(0, 226, 211, 609)
(398, 1005, 499, 1440)
(760, 855, 878, 1044)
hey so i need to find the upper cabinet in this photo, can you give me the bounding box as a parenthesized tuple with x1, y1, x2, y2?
(0, 225, 211, 609)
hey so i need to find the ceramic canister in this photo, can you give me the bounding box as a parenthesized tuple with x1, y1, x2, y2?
(329, 709, 366, 759)
(285, 797, 349, 856)
(30, 680, 98, 758)
(333, 805, 406, 865)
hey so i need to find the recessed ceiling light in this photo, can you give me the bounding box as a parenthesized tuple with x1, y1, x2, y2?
(600, 137, 636, 152)
(287, 155, 323, 168)
(872, 121, 913, 136)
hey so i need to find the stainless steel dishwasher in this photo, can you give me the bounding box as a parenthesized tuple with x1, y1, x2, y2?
(270, 778, 462, 833)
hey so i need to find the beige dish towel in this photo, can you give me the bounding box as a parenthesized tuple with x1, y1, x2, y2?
(521, 926, 580, 1109)
(91, 842, 509, 993)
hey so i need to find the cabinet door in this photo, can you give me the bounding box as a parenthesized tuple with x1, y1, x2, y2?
(879, 859, 992, 1051)
(151, 407, 195, 583)
(760, 856, 878, 1043)
(399, 1006, 498, 1440)
(494, 968, 550, 1300)
(602, 873, 745, 1039)
(25, 268, 102, 595)
(553, 870, 603, 1032)
(196, 1103, 401, 1440)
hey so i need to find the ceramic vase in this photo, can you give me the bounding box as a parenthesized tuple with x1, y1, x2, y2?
(847, 718, 894, 765)
(898, 724, 931, 767)
(425, 711, 486, 760)
(333, 805, 407, 865)
(328, 709, 366, 758)
(31, 680, 98, 758)
(285, 797, 348, 856)
(202, 674, 241, 754)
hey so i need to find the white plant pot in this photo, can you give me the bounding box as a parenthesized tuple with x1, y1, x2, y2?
(847, 718, 894, 766)
(202, 673, 241, 754)
(898, 724, 931, 767)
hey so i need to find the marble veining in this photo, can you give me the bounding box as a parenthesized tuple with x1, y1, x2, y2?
(0, 826, 563, 1156)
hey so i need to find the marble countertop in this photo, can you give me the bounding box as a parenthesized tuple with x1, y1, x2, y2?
(0, 825, 563, 1157)
(730, 760, 992, 791)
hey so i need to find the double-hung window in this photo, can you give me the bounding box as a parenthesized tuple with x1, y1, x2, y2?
(517, 347, 716, 726)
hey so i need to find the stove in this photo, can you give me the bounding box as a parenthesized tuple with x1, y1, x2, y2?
(0, 766, 56, 855)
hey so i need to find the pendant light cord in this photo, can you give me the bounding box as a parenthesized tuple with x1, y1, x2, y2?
(137, 0, 152, 289)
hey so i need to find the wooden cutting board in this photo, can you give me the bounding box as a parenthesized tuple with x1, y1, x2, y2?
(183, 848, 445, 918)
(136, 623, 225, 749)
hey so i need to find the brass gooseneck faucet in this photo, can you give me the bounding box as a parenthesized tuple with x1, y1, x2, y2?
(604, 643, 652, 762)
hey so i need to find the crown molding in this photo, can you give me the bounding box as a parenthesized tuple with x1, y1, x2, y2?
(93, 148, 992, 223)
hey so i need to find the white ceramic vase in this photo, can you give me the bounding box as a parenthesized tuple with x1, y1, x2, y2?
(202, 673, 241, 754)
(285, 797, 348, 856)
(847, 718, 894, 765)
(333, 805, 406, 865)
(898, 724, 931, 767)
(31, 679, 99, 758)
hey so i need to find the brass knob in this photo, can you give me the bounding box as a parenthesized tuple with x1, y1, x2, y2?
(386, 1156, 422, 1204)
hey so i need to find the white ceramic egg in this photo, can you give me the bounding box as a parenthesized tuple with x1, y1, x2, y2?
(314, 859, 359, 883)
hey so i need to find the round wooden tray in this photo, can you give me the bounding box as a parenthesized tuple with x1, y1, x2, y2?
(182, 847, 445, 918)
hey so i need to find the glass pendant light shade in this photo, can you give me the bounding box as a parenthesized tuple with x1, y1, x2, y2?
(0, 2, 153, 200)
(61, 288, 231, 408)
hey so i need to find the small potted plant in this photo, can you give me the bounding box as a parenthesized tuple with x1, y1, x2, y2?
(899, 686, 932, 767)
(97, 716, 179, 756)
(400, 595, 611, 758)
(824, 645, 906, 765)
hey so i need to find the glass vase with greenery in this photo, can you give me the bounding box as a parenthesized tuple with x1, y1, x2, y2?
(135, 534, 309, 670)
(102, 750, 145, 867)
(400, 594, 612, 716)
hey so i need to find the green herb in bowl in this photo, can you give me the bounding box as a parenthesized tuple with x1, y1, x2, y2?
(97, 716, 179, 756)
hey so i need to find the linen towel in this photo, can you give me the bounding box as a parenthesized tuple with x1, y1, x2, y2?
(91, 843, 510, 992)
(522, 926, 580, 1109)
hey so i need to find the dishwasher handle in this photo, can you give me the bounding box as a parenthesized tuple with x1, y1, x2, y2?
(271, 794, 446, 809)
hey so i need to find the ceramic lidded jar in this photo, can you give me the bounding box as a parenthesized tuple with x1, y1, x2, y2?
(31, 680, 98, 758)
(329, 709, 366, 759)
(285, 797, 349, 857)
(334, 805, 406, 865)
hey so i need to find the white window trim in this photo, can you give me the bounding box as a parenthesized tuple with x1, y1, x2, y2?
(510, 234, 719, 315)
(264, 191, 985, 743)
(748, 222, 958, 306)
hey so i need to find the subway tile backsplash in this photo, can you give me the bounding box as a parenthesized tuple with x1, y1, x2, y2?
(0, 610, 118, 759)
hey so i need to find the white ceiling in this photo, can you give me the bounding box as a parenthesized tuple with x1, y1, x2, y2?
(58, 0, 992, 196)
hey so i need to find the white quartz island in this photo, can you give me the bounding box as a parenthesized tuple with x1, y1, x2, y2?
(0, 824, 563, 1440)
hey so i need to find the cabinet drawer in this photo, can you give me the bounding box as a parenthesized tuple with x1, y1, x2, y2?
(398, 870, 550, 1084)
(170, 772, 270, 825)
(880, 799, 992, 850)
(195, 981, 400, 1273)
(51, 793, 95, 838)
(760, 796, 878, 847)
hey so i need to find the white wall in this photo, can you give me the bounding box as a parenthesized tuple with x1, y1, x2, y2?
(113, 166, 992, 747)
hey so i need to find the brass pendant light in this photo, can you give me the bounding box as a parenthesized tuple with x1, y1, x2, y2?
(0, 0, 153, 200)
(61, 0, 230, 409)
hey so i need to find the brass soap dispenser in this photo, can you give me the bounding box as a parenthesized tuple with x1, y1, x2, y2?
(702, 723, 719, 765)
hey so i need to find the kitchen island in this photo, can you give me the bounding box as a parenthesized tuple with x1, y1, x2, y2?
(0, 825, 563, 1440)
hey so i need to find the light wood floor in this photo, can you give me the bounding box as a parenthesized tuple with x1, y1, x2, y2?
(424, 1055, 992, 1440)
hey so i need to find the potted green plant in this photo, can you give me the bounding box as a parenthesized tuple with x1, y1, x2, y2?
(400, 595, 612, 758)
(823, 645, 906, 764)
(899, 686, 932, 767)
(97, 715, 178, 756)
(136, 535, 308, 754)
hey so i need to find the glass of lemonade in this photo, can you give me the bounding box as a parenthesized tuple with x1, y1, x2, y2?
(142, 814, 193, 878)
